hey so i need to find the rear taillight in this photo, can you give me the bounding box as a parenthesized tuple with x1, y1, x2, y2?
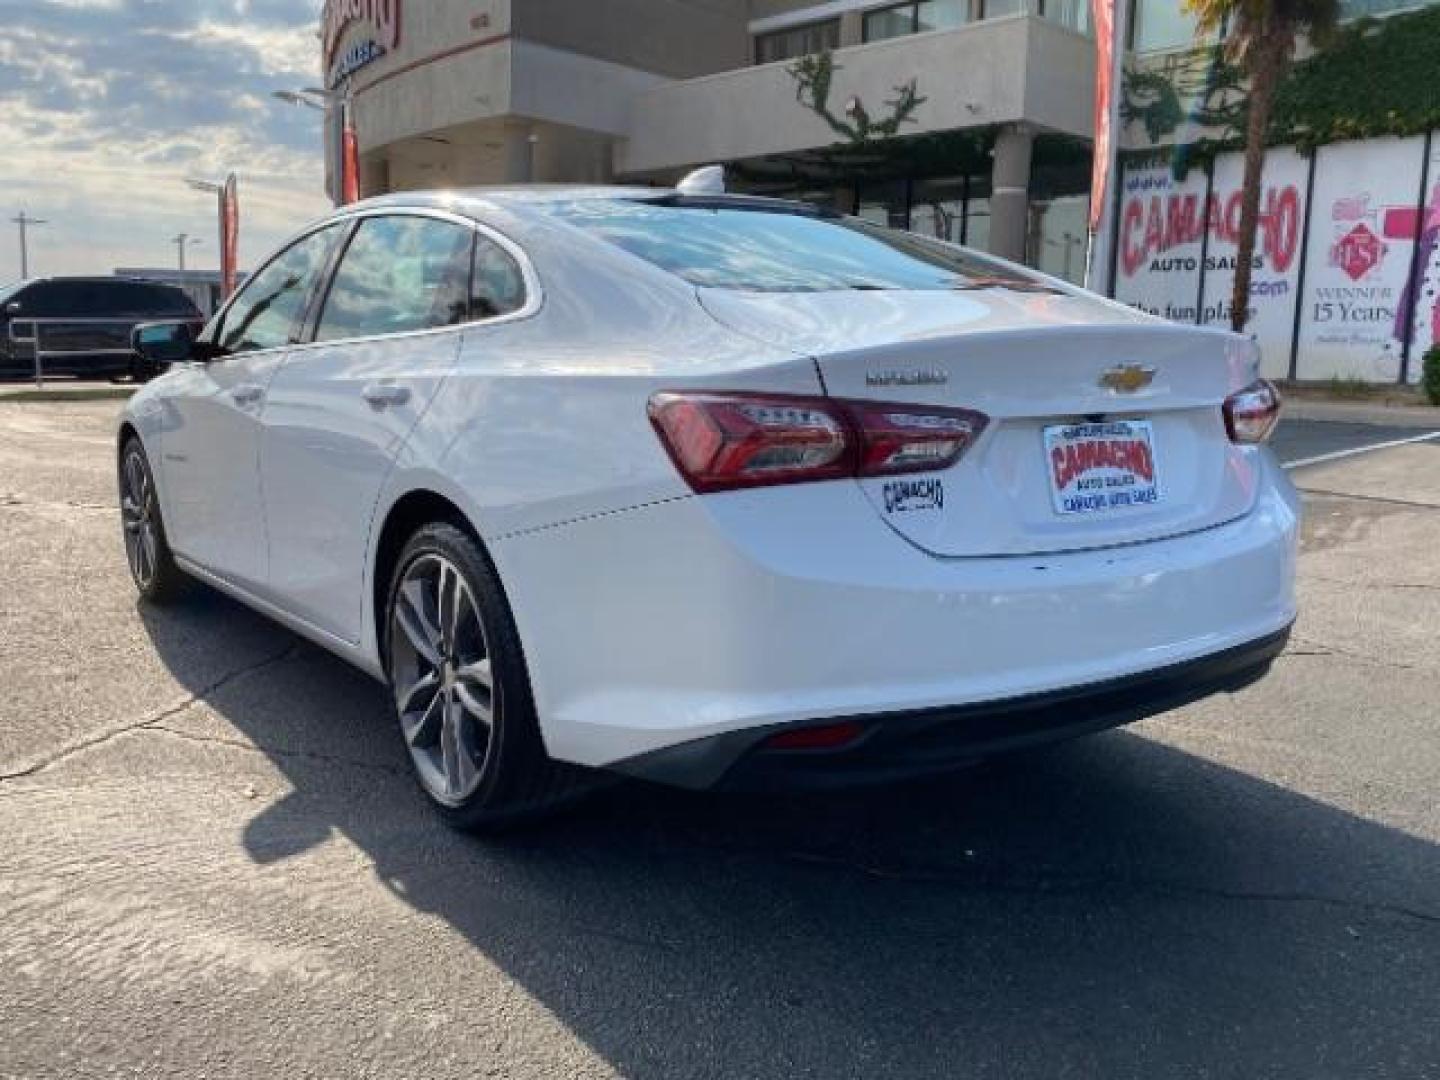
(847, 401, 988, 475)
(762, 720, 865, 751)
(648, 391, 988, 493)
(1223, 379, 1282, 444)
(647, 392, 852, 492)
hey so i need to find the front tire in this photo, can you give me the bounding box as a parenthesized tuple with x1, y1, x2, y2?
(384, 523, 590, 830)
(119, 438, 188, 603)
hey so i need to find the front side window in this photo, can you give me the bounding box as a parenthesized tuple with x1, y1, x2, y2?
(217, 225, 342, 354)
(546, 198, 1046, 293)
(316, 215, 475, 342)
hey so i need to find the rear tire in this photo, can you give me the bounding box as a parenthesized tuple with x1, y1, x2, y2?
(384, 522, 593, 831)
(119, 438, 189, 604)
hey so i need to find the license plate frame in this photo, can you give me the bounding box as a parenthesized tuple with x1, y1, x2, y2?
(1043, 419, 1161, 516)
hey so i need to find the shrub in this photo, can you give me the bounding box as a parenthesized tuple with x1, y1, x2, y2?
(1423, 345, 1440, 407)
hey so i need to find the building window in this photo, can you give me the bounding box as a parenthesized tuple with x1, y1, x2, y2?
(1040, 0, 1091, 34)
(1030, 195, 1089, 284)
(1339, 0, 1436, 15)
(864, 4, 918, 41)
(1129, 0, 1204, 51)
(918, 0, 973, 30)
(755, 18, 841, 63)
(864, 0, 972, 42)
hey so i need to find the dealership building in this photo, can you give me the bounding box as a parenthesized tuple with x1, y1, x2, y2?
(323, 0, 1440, 382)
(323, 0, 1100, 280)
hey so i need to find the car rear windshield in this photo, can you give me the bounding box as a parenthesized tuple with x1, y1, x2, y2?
(543, 197, 1052, 293)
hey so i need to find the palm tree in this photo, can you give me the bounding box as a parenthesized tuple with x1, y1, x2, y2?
(1183, 0, 1337, 331)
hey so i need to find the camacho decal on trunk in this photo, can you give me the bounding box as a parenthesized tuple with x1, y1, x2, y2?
(883, 477, 944, 513)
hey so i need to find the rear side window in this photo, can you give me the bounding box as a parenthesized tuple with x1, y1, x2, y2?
(217, 224, 343, 354)
(545, 198, 1047, 293)
(315, 216, 475, 342)
(112, 283, 199, 316)
(471, 234, 525, 319)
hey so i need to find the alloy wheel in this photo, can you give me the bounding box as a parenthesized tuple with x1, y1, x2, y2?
(389, 553, 497, 805)
(120, 448, 159, 590)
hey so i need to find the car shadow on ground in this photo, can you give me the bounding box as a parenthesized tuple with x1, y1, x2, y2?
(139, 586, 1440, 1079)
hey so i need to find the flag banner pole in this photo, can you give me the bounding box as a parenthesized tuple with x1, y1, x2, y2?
(1085, 0, 1127, 296)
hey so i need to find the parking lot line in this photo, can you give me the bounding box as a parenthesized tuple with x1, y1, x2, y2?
(1283, 429, 1440, 471)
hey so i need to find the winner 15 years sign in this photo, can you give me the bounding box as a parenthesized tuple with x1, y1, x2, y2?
(1296, 136, 1428, 381)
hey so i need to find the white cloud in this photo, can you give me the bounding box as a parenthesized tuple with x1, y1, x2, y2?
(0, 0, 330, 281)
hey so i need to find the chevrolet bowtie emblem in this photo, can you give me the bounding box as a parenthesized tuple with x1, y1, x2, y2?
(1098, 364, 1157, 393)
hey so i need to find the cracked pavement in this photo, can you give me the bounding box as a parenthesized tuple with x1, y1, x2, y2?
(1, 400, 1438, 1080)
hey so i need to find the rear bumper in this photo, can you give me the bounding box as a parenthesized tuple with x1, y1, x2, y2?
(492, 449, 1300, 777)
(615, 624, 1291, 790)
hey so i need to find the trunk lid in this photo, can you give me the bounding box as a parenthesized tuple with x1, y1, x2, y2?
(698, 287, 1263, 557)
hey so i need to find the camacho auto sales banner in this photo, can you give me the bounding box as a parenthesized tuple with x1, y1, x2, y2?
(1114, 152, 1306, 378)
(1199, 149, 1306, 377)
(1296, 136, 1426, 381)
(1113, 162, 1206, 327)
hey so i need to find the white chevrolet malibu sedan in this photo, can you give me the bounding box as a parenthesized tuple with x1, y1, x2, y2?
(120, 183, 1299, 829)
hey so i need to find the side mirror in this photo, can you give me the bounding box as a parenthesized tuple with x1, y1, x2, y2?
(132, 321, 197, 367)
(4, 301, 20, 316)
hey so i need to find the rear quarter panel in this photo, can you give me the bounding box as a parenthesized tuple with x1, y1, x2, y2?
(363, 211, 821, 674)
(404, 217, 821, 541)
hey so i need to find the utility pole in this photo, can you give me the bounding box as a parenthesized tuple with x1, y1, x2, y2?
(11, 211, 47, 279)
(170, 233, 200, 271)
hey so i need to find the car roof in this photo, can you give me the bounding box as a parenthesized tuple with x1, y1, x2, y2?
(21, 276, 188, 288)
(330, 185, 824, 222)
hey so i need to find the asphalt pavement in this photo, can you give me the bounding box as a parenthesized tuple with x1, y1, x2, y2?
(1, 402, 1438, 1080)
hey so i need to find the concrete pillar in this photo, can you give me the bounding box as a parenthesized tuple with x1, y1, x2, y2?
(501, 122, 538, 183)
(989, 124, 1034, 263)
(359, 153, 390, 198)
(838, 12, 865, 46)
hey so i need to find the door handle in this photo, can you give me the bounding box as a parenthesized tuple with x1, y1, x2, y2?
(231, 383, 264, 406)
(362, 382, 412, 409)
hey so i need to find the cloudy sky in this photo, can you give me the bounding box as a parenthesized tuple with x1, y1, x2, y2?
(0, 0, 332, 282)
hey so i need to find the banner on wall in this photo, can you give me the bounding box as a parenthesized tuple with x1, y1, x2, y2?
(1296, 136, 1427, 382)
(1200, 149, 1308, 378)
(1401, 134, 1439, 380)
(1115, 153, 1306, 377)
(1113, 161, 1207, 324)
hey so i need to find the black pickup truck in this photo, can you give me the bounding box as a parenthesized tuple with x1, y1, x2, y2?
(1, 277, 205, 381)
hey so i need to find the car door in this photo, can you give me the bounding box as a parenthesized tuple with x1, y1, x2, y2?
(259, 211, 520, 644)
(160, 224, 345, 592)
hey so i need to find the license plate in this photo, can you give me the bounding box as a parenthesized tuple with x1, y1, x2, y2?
(1044, 420, 1161, 515)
